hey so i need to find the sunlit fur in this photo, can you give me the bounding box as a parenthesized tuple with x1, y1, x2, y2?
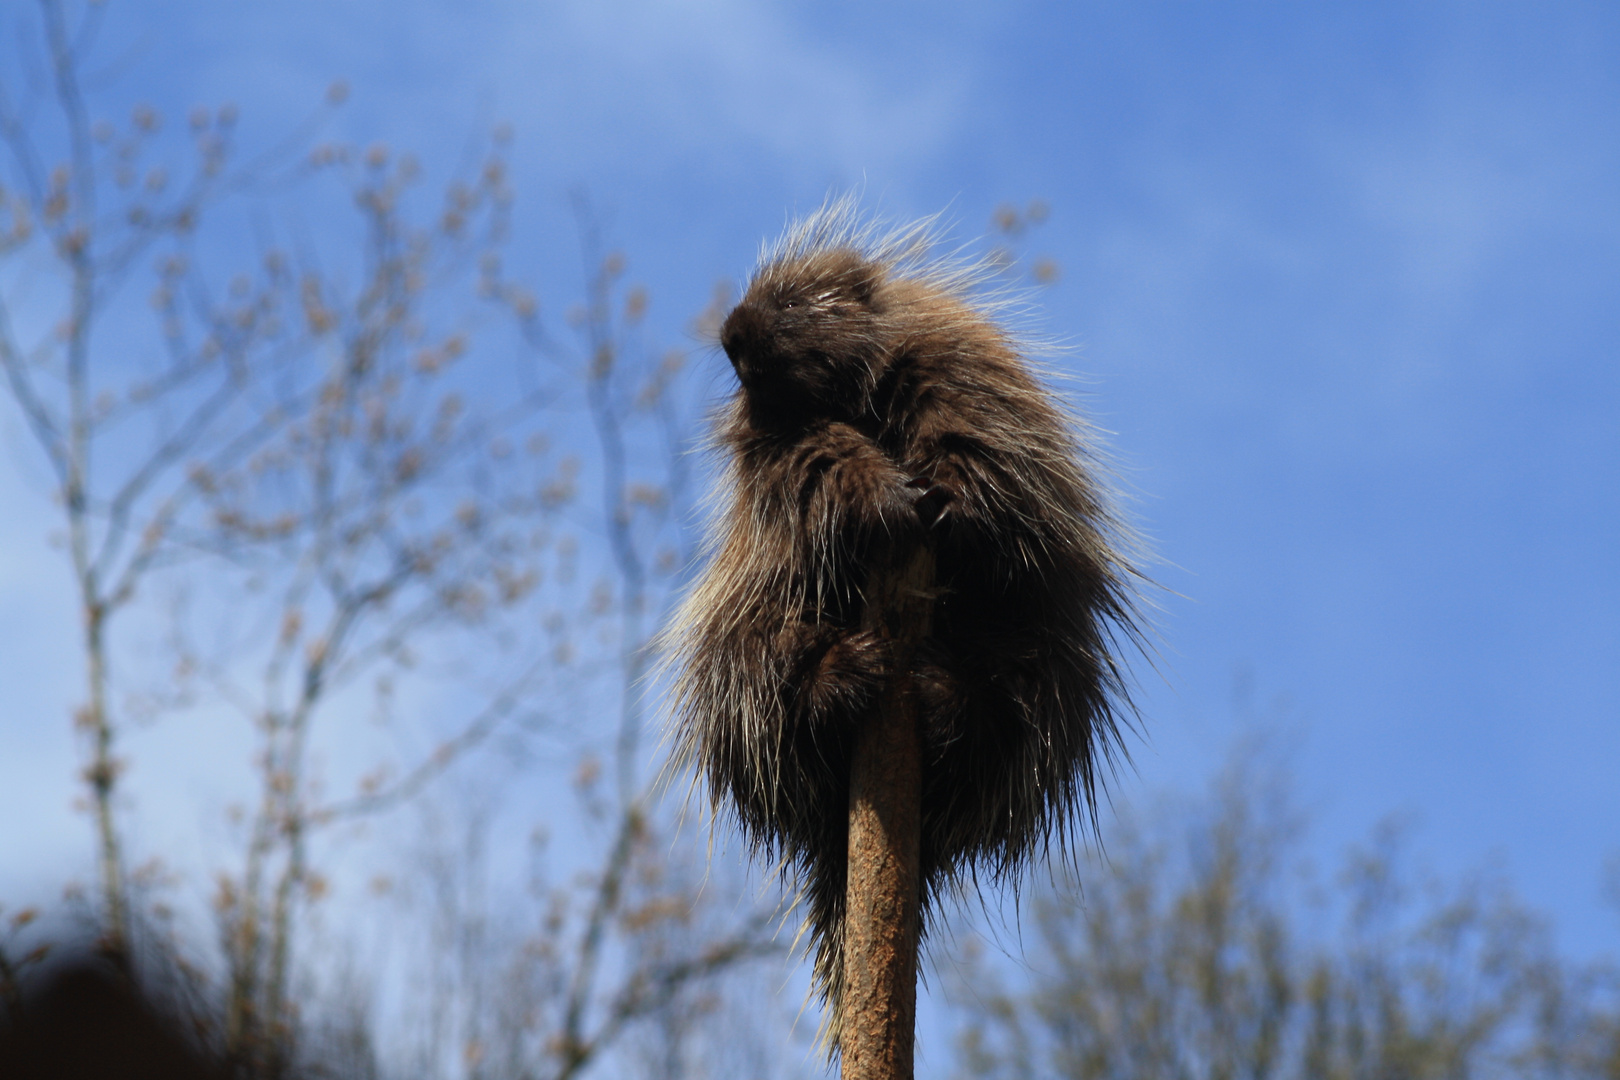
(666, 198, 1147, 1046)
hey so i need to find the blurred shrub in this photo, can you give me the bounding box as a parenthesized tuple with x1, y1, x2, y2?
(949, 754, 1620, 1080)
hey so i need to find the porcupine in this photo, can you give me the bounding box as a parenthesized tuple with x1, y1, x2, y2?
(667, 199, 1146, 1042)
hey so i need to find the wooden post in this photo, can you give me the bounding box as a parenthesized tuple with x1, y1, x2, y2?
(841, 541, 934, 1080)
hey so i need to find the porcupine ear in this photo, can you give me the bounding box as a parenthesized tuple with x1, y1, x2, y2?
(849, 264, 878, 305)
(804, 246, 879, 309)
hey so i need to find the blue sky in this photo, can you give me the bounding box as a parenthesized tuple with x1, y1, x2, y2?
(2, 0, 1617, 1043)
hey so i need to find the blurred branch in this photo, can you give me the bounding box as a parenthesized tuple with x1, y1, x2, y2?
(316, 662, 549, 823)
(554, 907, 782, 1080)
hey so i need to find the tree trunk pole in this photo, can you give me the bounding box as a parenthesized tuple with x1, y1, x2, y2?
(841, 541, 934, 1080)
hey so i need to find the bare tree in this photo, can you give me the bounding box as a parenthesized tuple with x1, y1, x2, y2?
(2, 4, 783, 1078)
(947, 751, 1620, 1080)
(382, 206, 786, 1080)
(181, 132, 564, 1077)
(0, 0, 351, 955)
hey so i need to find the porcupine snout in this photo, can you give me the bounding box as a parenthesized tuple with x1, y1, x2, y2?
(719, 302, 765, 388)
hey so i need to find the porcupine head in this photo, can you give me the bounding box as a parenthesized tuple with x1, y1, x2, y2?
(669, 198, 1146, 1052)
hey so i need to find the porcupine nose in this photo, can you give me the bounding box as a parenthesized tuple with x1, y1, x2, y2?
(720, 304, 758, 384)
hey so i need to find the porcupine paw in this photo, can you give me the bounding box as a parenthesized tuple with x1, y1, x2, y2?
(914, 654, 971, 745)
(905, 476, 955, 529)
(805, 628, 890, 720)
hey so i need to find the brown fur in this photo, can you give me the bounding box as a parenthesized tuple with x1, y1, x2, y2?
(667, 202, 1146, 1044)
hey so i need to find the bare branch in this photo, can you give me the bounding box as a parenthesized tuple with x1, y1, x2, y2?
(317, 659, 550, 823)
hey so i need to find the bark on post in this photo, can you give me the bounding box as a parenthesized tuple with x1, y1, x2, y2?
(841, 540, 934, 1080)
